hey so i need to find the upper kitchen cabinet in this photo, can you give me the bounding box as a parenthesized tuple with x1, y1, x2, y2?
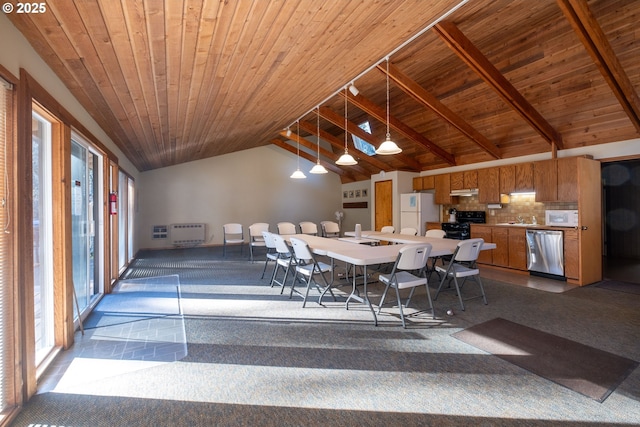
(534, 157, 581, 202)
(477, 168, 500, 203)
(502, 163, 535, 194)
(413, 175, 435, 192)
(434, 174, 454, 204)
(515, 163, 534, 192)
(450, 170, 478, 190)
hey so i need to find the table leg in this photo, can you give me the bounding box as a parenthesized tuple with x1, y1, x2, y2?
(345, 264, 378, 326)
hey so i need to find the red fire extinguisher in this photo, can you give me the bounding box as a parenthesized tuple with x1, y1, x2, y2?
(109, 192, 117, 215)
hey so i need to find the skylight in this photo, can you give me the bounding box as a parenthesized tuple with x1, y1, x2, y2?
(351, 121, 375, 156)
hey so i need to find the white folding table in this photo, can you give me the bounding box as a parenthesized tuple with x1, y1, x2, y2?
(288, 234, 495, 325)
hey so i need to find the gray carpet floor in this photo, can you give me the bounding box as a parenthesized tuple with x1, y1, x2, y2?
(9, 246, 640, 426)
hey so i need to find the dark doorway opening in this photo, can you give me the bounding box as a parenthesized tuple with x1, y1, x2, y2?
(601, 159, 640, 283)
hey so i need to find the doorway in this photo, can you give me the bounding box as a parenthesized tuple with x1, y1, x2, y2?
(375, 180, 393, 232)
(601, 159, 640, 283)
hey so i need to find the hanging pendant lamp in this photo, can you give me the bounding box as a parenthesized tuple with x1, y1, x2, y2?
(310, 108, 328, 174)
(290, 120, 306, 179)
(376, 57, 402, 155)
(336, 87, 357, 166)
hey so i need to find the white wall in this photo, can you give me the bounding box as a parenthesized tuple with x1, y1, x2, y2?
(340, 180, 371, 232)
(137, 146, 344, 248)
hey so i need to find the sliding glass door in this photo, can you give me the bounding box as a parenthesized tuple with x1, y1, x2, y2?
(71, 136, 104, 317)
(118, 170, 135, 273)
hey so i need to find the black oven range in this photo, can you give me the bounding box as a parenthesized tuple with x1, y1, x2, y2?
(441, 211, 486, 240)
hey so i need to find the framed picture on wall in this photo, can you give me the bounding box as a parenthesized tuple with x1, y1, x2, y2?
(348, 190, 354, 198)
(343, 191, 348, 199)
(362, 189, 368, 197)
(355, 189, 361, 198)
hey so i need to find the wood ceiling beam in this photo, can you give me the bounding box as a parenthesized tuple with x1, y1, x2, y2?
(557, 0, 640, 133)
(379, 62, 502, 160)
(343, 91, 455, 167)
(270, 139, 360, 181)
(315, 108, 394, 172)
(434, 20, 564, 149)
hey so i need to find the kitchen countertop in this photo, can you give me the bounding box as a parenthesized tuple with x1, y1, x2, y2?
(471, 223, 578, 231)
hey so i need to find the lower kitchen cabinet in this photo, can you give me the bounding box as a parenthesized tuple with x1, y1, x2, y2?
(491, 227, 509, 267)
(564, 229, 579, 280)
(471, 226, 493, 264)
(508, 228, 527, 270)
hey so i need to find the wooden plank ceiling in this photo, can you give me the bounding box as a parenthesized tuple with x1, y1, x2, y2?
(8, 0, 640, 181)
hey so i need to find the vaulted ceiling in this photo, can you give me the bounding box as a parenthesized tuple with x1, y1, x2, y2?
(8, 0, 640, 181)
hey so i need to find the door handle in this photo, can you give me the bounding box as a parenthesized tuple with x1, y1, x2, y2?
(581, 226, 588, 230)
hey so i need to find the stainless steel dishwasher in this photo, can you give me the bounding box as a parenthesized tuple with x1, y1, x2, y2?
(526, 229, 564, 278)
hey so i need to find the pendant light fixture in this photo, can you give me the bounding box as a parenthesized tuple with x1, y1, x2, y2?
(336, 87, 357, 166)
(375, 57, 402, 155)
(290, 120, 306, 179)
(309, 107, 328, 174)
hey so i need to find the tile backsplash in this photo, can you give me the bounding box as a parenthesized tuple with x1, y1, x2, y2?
(443, 195, 578, 225)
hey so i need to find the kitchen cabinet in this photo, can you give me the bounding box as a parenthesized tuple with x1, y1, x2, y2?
(412, 176, 423, 191)
(534, 159, 558, 201)
(564, 228, 579, 280)
(451, 171, 478, 190)
(471, 226, 492, 264)
(491, 227, 509, 267)
(534, 158, 578, 202)
(508, 228, 527, 270)
(515, 162, 534, 192)
(422, 175, 435, 190)
(500, 165, 515, 194)
(412, 175, 436, 192)
(450, 172, 464, 191)
(477, 168, 500, 203)
(426, 222, 442, 231)
(501, 163, 534, 194)
(434, 174, 455, 205)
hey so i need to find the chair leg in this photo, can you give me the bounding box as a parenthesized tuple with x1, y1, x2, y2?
(250, 244, 254, 262)
(477, 275, 488, 305)
(424, 283, 435, 319)
(394, 286, 407, 328)
(301, 274, 313, 307)
(452, 276, 466, 311)
(377, 283, 391, 314)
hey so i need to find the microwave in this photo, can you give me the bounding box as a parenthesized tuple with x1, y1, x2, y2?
(545, 210, 579, 227)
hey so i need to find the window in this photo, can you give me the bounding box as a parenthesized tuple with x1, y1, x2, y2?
(351, 121, 376, 156)
(32, 109, 55, 367)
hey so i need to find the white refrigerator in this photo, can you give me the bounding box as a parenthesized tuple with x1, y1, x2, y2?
(400, 193, 440, 236)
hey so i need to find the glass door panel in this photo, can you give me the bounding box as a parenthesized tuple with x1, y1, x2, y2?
(71, 138, 103, 317)
(32, 111, 54, 366)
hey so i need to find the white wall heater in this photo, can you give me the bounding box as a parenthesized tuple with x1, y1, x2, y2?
(170, 223, 206, 245)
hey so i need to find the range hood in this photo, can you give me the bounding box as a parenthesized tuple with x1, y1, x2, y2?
(450, 188, 479, 196)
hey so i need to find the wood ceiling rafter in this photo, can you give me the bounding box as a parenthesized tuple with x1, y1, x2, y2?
(557, 0, 640, 134)
(299, 120, 384, 172)
(269, 138, 360, 182)
(316, 107, 395, 172)
(343, 91, 454, 168)
(379, 62, 502, 160)
(433, 20, 564, 150)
